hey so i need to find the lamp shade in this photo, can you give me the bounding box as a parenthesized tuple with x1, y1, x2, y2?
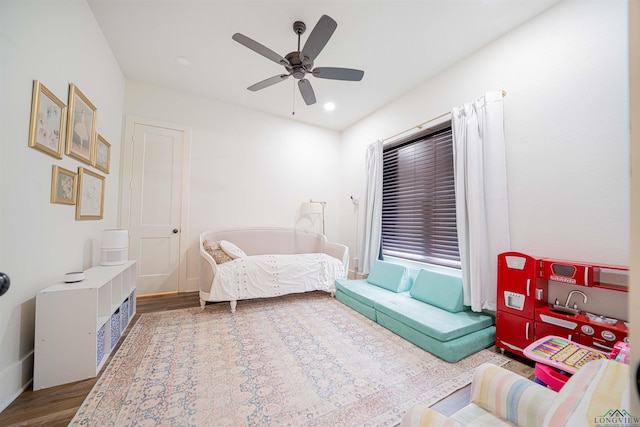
(300, 202, 322, 214)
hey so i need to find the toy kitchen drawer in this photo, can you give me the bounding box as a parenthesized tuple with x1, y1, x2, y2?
(540, 259, 628, 291)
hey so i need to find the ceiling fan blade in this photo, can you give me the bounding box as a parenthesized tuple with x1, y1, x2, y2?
(312, 67, 364, 81)
(232, 33, 289, 66)
(247, 74, 290, 91)
(300, 15, 337, 62)
(298, 79, 316, 105)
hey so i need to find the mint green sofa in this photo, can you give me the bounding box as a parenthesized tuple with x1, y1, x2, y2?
(335, 261, 495, 362)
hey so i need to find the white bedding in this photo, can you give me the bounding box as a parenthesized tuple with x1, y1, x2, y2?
(209, 253, 346, 301)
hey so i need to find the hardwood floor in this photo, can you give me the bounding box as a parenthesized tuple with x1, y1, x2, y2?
(0, 292, 533, 426)
(0, 291, 202, 427)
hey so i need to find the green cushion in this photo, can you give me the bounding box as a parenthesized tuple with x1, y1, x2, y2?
(374, 293, 493, 342)
(410, 269, 467, 313)
(335, 279, 399, 308)
(376, 311, 496, 362)
(366, 260, 412, 293)
(335, 290, 377, 321)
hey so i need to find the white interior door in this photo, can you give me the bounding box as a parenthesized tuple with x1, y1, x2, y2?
(122, 118, 190, 295)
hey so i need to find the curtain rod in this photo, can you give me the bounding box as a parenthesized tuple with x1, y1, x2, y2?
(382, 90, 507, 143)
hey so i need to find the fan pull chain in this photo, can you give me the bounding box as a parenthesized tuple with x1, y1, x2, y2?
(292, 80, 296, 116)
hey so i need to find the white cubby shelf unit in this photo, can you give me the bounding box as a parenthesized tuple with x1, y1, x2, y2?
(34, 261, 137, 390)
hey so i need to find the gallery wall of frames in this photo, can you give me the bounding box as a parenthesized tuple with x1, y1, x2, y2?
(28, 80, 111, 220)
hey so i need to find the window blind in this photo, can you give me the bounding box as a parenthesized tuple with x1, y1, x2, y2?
(381, 126, 460, 268)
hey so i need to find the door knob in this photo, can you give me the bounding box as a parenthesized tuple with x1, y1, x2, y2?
(172, 229, 179, 234)
(0, 272, 10, 297)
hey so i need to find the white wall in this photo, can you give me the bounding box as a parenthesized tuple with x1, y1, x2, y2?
(340, 0, 629, 269)
(0, 0, 125, 410)
(123, 81, 341, 291)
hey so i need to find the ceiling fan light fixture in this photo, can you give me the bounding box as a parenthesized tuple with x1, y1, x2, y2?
(324, 102, 335, 111)
(232, 15, 363, 108)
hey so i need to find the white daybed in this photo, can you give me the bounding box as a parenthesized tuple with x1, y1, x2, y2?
(199, 227, 349, 312)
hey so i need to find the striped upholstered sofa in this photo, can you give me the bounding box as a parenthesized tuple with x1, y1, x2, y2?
(401, 359, 630, 427)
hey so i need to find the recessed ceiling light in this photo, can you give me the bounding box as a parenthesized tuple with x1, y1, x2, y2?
(175, 56, 191, 66)
(324, 102, 335, 111)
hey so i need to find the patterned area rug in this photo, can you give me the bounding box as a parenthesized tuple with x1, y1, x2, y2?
(71, 292, 512, 426)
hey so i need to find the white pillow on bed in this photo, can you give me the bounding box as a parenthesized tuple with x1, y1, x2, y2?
(219, 240, 248, 259)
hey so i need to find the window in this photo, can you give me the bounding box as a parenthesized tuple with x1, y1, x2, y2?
(381, 125, 460, 268)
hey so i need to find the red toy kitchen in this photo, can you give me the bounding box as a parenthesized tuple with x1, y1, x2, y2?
(496, 252, 629, 358)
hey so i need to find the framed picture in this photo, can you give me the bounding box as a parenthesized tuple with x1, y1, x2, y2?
(28, 81, 67, 159)
(66, 84, 97, 166)
(76, 167, 105, 220)
(94, 134, 111, 174)
(50, 165, 77, 205)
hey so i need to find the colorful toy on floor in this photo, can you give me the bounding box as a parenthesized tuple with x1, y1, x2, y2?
(608, 341, 630, 363)
(525, 335, 607, 374)
(524, 335, 608, 391)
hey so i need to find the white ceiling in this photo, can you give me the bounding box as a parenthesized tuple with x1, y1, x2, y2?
(87, 0, 560, 131)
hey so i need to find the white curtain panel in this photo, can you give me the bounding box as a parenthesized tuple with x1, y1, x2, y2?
(358, 140, 383, 275)
(452, 91, 511, 312)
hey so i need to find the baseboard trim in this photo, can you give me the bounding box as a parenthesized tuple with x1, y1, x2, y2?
(0, 351, 34, 412)
(182, 276, 199, 293)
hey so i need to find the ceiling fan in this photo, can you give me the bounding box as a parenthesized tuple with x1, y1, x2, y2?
(232, 15, 364, 106)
